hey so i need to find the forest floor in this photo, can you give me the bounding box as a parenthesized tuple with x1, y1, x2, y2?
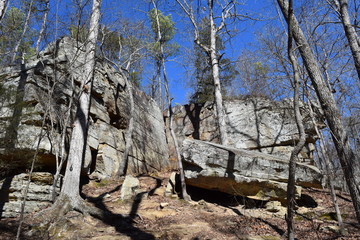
(0, 172, 359, 240)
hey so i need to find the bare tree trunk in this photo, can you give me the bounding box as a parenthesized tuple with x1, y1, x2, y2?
(0, 0, 8, 22)
(285, 2, 306, 238)
(208, 0, 228, 145)
(307, 99, 345, 234)
(277, 0, 360, 224)
(12, 0, 34, 63)
(156, 60, 163, 109)
(331, 0, 360, 81)
(152, 0, 190, 200)
(36, 0, 50, 52)
(176, 0, 229, 145)
(51, 75, 75, 201)
(58, 0, 102, 207)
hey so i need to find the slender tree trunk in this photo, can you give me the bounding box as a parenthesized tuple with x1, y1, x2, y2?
(151, 0, 190, 200)
(285, 2, 306, 238)
(36, 0, 50, 52)
(0, 0, 8, 22)
(156, 60, 162, 109)
(208, 0, 228, 145)
(333, 0, 360, 81)
(307, 100, 344, 234)
(168, 96, 191, 201)
(176, 0, 229, 145)
(51, 76, 75, 201)
(58, 0, 102, 207)
(12, 0, 33, 63)
(277, 0, 360, 224)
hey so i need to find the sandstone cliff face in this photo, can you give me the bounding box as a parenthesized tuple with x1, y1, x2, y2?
(0, 37, 170, 217)
(168, 98, 323, 200)
(0, 37, 169, 178)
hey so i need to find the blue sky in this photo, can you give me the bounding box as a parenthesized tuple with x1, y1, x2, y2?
(98, 0, 278, 105)
(7, 0, 278, 105)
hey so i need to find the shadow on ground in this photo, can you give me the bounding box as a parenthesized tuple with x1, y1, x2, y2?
(81, 176, 162, 240)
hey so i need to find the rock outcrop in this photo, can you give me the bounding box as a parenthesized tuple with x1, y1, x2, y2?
(169, 98, 323, 200)
(170, 98, 321, 162)
(182, 139, 322, 201)
(0, 172, 59, 218)
(0, 37, 169, 179)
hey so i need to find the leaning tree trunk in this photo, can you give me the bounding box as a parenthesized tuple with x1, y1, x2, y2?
(57, 0, 102, 208)
(285, 2, 307, 238)
(277, 0, 360, 224)
(307, 99, 344, 234)
(333, 0, 360, 81)
(151, 0, 191, 200)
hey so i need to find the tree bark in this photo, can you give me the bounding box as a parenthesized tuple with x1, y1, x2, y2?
(208, 0, 228, 145)
(307, 99, 344, 234)
(277, 0, 360, 224)
(58, 0, 102, 207)
(176, 0, 229, 145)
(333, 0, 360, 81)
(51, 76, 75, 201)
(285, 1, 306, 238)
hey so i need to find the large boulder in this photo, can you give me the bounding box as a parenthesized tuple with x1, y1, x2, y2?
(182, 139, 322, 201)
(0, 37, 169, 179)
(167, 97, 324, 200)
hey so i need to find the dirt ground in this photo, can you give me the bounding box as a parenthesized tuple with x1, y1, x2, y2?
(1, 172, 359, 240)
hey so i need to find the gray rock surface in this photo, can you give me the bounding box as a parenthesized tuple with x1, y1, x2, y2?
(181, 139, 322, 201)
(120, 175, 140, 200)
(167, 97, 323, 200)
(0, 172, 59, 218)
(168, 98, 323, 164)
(0, 37, 169, 179)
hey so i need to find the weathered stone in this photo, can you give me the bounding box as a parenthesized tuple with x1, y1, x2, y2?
(0, 172, 60, 218)
(165, 172, 178, 197)
(92, 144, 122, 178)
(182, 139, 321, 201)
(160, 202, 169, 209)
(168, 98, 323, 165)
(265, 201, 286, 215)
(120, 175, 140, 201)
(0, 37, 169, 179)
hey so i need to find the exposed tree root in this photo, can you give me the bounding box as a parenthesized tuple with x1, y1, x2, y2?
(27, 193, 116, 238)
